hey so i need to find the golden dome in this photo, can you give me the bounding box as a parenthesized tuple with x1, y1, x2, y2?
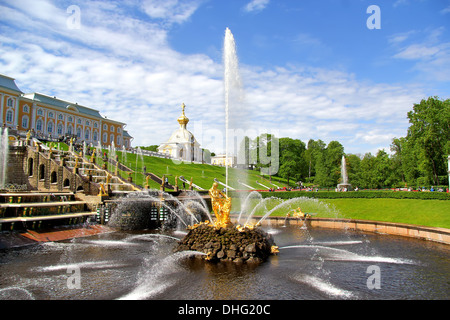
(177, 103, 189, 126)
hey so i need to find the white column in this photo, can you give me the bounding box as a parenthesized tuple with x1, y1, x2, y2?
(31, 103, 36, 131)
(0, 93, 3, 125)
(64, 115, 68, 135)
(43, 109, 47, 134)
(14, 97, 19, 127)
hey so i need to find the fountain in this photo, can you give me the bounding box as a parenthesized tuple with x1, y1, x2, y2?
(108, 190, 208, 231)
(1, 197, 449, 300)
(223, 27, 248, 194)
(337, 155, 352, 191)
(171, 29, 278, 263)
(0, 28, 448, 302)
(174, 182, 278, 263)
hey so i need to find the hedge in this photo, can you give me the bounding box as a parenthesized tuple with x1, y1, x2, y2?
(250, 190, 450, 201)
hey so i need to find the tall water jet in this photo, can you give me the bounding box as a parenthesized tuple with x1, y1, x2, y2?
(337, 155, 352, 191)
(341, 155, 348, 185)
(0, 128, 9, 188)
(223, 27, 247, 193)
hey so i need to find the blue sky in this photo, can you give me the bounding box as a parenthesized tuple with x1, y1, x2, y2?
(0, 0, 449, 155)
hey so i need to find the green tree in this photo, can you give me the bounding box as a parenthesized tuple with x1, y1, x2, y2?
(278, 138, 307, 186)
(314, 141, 344, 187)
(139, 145, 159, 152)
(359, 153, 377, 189)
(346, 153, 362, 188)
(374, 149, 393, 188)
(406, 97, 450, 185)
(304, 139, 326, 182)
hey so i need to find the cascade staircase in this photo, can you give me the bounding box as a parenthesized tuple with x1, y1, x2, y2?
(0, 191, 96, 232)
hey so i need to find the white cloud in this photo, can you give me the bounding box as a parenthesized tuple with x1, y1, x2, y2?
(391, 28, 450, 81)
(393, 0, 409, 8)
(388, 31, 416, 44)
(440, 6, 450, 14)
(394, 44, 440, 60)
(0, 0, 426, 155)
(244, 0, 270, 13)
(140, 0, 202, 24)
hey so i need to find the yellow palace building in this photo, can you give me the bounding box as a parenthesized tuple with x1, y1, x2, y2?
(0, 74, 133, 149)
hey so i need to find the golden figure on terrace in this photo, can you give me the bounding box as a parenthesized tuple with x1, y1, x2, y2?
(209, 182, 232, 228)
(287, 207, 311, 219)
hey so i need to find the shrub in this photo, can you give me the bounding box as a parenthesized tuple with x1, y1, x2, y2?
(253, 190, 450, 201)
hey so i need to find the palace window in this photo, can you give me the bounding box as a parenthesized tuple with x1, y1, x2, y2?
(110, 134, 114, 144)
(6, 98, 14, 107)
(23, 105, 29, 113)
(68, 116, 73, 122)
(93, 130, 98, 142)
(86, 120, 90, 126)
(103, 124, 107, 131)
(116, 136, 121, 145)
(94, 122, 98, 128)
(85, 128, 90, 140)
(76, 127, 81, 138)
(77, 119, 82, 124)
(110, 125, 114, 132)
(36, 119, 43, 132)
(57, 124, 63, 135)
(58, 114, 64, 120)
(37, 109, 44, 116)
(6, 110, 13, 123)
(48, 112, 54, 118)
(22, 116, 29, 129)
(103, 132, 107, 143)
(47, 121, 54, 134)
(67, 124, 73, 135)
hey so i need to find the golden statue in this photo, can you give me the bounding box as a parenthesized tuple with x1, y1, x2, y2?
(209, 182, 232, 229)
(145, 175, 150, 189)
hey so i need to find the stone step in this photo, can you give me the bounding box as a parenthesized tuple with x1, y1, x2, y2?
(0, 200, 86, 208)
(0, 211, 97, 223)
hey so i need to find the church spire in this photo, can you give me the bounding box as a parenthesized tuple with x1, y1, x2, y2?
(177, 103, 189, 128)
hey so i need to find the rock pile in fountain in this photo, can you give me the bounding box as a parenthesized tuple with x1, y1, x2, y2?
(175, 182, 277, 264)
(175, 224, 276, 264)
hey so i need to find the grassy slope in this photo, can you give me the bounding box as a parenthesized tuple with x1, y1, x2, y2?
(320, 198, 450, 229)
(115, 151, 290, 190)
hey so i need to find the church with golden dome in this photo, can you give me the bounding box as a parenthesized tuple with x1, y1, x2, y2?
(158, 104, 203, 162)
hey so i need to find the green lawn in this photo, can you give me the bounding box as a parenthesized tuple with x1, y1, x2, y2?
(320, 198, 450, 229)
(115, 150, 290, 191)
(233, 196, 450, 229)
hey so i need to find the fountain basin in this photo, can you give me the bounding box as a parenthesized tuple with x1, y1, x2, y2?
(0, 226, 448, 300)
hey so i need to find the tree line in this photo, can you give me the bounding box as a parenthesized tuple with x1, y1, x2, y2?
(243, 97, 450, 189)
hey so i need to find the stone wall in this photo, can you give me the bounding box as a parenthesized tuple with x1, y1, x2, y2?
(259, 216, 450, 245)
(23, 145, 99, 195)
(5, 146, 29, 187)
